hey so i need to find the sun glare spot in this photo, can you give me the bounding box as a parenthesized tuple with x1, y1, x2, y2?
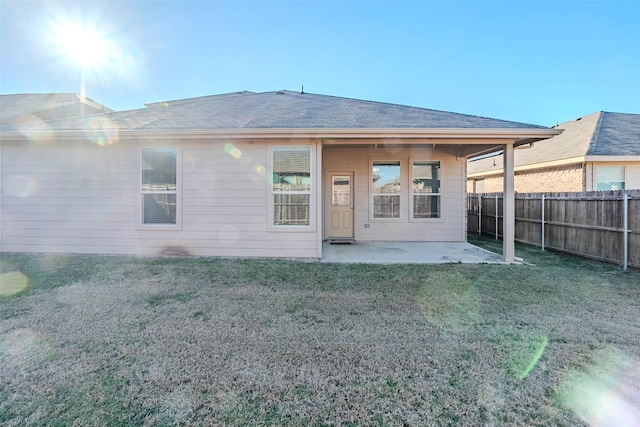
(183, 155, 197, 173)
(50, 16, 143, 95)
(0, 271, 29, 296)
(559, 347, 640, 426)
(54, 22, 110, 68)
(253, 164, 266, 176)
(224, 143, 242, 159)
(84, 117, 119, 146)
(416, 272, 481, 329)
(192, 173, 217, 191)
(6, 175, 39, 198)
(14, 119, 56, 143)
(218, 225, 240, 246)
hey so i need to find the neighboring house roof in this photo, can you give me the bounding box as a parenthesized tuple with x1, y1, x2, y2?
(1, 90, 547, 131)
(589, 112, 640, 156)
(468, 111, 640, 176)
(0, 93, 113, 125)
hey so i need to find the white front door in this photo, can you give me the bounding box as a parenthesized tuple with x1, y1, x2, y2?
(326, 172, 354, 239)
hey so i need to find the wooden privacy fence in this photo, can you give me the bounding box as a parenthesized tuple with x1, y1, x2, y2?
(467, 190, 640, 270)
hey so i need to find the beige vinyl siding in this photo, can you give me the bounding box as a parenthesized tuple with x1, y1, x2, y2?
(2, 140, 138, 254)
(626, 163, 640, 189)
(323, 146, 465, 242)
(181, 140, 318, 257)
(1, 138, 320, 258)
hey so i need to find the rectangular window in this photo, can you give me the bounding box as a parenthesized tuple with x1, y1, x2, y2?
(332, 176, 351, 206)
(412, 161, 441, 218)
(372, 161, 401, 218)
(272, 147, 311, 226)
(141, 148, 177, 224)
(596, 165, 625, 190)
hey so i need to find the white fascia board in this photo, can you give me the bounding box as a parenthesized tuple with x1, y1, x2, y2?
(0, 127, 562, 142)
(584, 155, 640, 162)
(467, 156, 587, 178)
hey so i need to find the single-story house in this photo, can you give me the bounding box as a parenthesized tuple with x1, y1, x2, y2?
(0, 90, 561, 261)
(467, 111, 640, 193)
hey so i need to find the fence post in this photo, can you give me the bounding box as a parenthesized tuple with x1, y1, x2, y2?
(541, 193, 545, 251)
(478, 194, 482, 236)
(495, 193, 499, 240)
(623, 192, 628, 271)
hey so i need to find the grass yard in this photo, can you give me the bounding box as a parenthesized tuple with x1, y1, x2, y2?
(1, 238, 639, 426)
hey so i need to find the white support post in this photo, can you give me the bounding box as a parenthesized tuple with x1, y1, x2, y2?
(541, 193, 545, 251)
(503, 143, 516, 262)
(623, 192, 628, 271)
(316, 140, 323, 259)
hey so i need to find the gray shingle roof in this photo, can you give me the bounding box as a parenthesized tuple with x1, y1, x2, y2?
(0, 93, 113, 125)
(1, 90, 547, 132)
(589, 112, 640, 156)
(468, 111, 640, 175)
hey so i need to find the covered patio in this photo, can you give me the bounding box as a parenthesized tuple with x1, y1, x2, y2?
(321, 241, 511, 264)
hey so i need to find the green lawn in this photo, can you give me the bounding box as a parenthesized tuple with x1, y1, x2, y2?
(1, 239, 639, 426)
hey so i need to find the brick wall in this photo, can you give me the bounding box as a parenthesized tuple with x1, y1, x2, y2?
(468, 163, 585, 193)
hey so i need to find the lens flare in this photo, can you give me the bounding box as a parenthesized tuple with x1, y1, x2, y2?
(416, 272, 481, 329)
(224, 143, 242, 159)
(217, 225, 240, 246)
(0, 328, 52, 367)
(6, 175, 39, 198)
(13, 119, 56, 144)
(253, 164, 266, 176)
(50, 15, 143, 96)
(0, 271, 29, 296)
(191, 173, 217, 191)
(183, 155, 198, 173)
(84, 116, 119, 146)
(510, 335, 548, 380)
(559, 347, 640, 426)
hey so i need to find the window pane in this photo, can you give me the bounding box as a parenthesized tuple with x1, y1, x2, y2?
(142, 148, 177, 191)
(373, 161, 400, 195)
(274, 194, 310, 225)
(373, 195, 400, 218)
(413, 161, 440, 194)
(332, 176, 351, 206)
(273, 147, 311, 192)
(414, 195, 440, 218)
(144, 194, 177, 224)
(596, 166, 625, 190)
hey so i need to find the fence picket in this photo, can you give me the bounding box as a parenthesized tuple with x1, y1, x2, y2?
(467, 190, 640, 269)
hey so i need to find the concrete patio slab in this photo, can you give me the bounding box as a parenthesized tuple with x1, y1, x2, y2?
(321, 241, 512, 264)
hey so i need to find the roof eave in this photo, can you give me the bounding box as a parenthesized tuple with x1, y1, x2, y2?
(0, 127, 562, 142)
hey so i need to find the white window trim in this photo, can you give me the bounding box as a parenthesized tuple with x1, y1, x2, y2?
(137, 145, 182, 231)
(370, 158, 404, 222)
(409, 158, 444, 223)
(267, 144, 315, 232)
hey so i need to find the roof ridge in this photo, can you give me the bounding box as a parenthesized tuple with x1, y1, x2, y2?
(258, 89, 547, 129)
(587, 111, 605, 155)
(555, 110, 601, 126)
(145, 91, 255, 108)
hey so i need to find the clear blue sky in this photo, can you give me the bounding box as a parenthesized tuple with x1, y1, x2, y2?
(1, 1, 638, 126)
